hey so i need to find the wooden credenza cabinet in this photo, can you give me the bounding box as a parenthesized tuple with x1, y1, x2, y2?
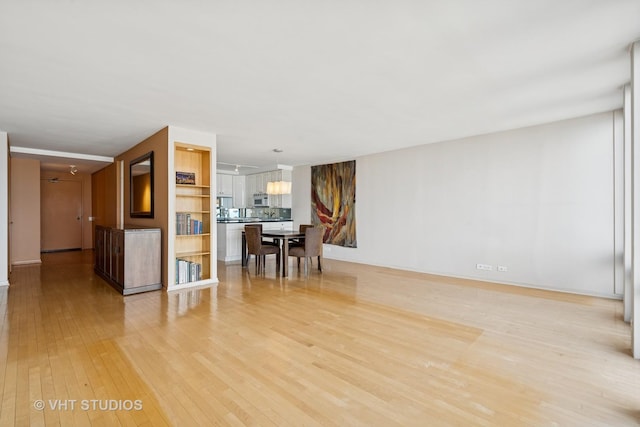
(95, 225, 162, 295)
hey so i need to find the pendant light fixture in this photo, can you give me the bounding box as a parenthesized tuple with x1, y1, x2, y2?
(266, 180, 291, 195)
(266, 149, 291, 195)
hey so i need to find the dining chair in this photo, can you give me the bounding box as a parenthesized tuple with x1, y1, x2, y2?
(246, 223, 279, 247)
(245, 225, 280, 274)
(289, 224, 314, 248)
(288, 226, 323, 276)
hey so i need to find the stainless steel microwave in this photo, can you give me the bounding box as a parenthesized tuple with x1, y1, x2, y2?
(253, 193, 269, 207)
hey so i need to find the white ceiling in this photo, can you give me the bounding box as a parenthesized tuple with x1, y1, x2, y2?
(1, 1, 639, 174)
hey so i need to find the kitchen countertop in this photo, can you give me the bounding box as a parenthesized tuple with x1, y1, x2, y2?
(217, 218, 293, 223)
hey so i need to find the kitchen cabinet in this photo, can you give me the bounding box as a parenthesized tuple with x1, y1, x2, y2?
(265, 170, 292, 208)
(281, 169, 292, 208)
(217, 221, 293, 263)
(232, 175, 245, 208)
(94, 225, 162, 295)
(244, 170, 292, 208)
(217, 222, 244, 262)
(245, 174, 256, 207)
(216, 173, 233, 196)
(255, 173, 266, 194)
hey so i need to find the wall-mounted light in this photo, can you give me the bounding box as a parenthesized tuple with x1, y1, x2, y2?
(69, 165, 78, 175)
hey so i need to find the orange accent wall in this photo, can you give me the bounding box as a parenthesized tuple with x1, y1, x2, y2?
(116, 127, 169, 287)
(91, 162, 118, 229)
(9, 158, 41, 264)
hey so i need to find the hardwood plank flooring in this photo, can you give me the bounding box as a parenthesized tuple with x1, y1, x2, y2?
(0, 250, 638, 426)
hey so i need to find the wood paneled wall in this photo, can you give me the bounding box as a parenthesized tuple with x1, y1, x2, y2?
(115, 127, 169, 287)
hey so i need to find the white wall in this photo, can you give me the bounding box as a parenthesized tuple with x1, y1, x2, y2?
(293, 112, 621, 297)
(613, 109, 624, 296)
(0, 131, 9, 286)
(292, 165, 311, 230)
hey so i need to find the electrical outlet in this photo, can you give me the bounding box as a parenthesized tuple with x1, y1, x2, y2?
(476, 263, 493, 271)
(498, 266, 508, 272)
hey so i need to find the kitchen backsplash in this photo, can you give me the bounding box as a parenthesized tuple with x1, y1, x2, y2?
(217, 207, 291, 220)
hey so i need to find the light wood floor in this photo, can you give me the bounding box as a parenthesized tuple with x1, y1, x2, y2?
(1, 251, 639, 426)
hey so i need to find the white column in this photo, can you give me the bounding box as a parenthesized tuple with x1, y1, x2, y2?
(0, 131, 9, 286)
(624, 84, 632, 322)
(615, 109, 624, 296)
(631, 41, 640, 358)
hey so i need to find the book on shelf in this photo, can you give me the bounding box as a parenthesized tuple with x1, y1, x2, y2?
(175, 258, 203, 284)
(176, 213, 205, 235)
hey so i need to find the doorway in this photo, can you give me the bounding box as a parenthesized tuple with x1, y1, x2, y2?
(41, 178, 83, 252)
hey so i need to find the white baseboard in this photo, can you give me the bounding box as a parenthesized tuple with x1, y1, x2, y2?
(167, 278, 219, 292)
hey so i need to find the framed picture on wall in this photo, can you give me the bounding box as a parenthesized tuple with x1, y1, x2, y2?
(176, 171, 196, 185)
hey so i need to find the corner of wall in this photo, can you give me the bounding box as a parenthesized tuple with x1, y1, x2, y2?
(0, 131, 9, 285)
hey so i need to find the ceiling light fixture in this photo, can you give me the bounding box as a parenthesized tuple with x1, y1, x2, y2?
(69, 165, 78, 175)
(266, 149, 291, 195)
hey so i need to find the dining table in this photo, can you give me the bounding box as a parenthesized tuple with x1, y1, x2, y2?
(241, 229, 305, 277)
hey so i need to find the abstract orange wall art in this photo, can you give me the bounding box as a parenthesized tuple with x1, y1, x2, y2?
(311, 160, 356, 247)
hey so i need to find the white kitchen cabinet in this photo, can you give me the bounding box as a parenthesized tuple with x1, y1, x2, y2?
(244, 170, 292, 208)
(265, 170, 292, 208)
(244, 174, 255, 207)
(262, 221, 293, 231)
(217, 221, 294, 263)
(245, 172, 269, 206)
(216, 173, 233, 196)
(266, 171, 279, 207)
(217, 222, 244, 262)
(255, 173, 266, 194)
(280, 169, 292, 208)
(232, 175, 246, 208)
